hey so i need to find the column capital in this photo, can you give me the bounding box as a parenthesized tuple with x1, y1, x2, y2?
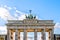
(34, 29, 37, 31)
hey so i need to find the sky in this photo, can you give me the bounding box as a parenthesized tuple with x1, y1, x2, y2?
(0, 0, 60, 35)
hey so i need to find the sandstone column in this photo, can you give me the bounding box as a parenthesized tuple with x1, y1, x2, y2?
(42, 29, 45, 40)
(48, 29, 54, 40)
(18, 31, 20, 40)
(34, 29, 37, 40)
(51, 29, 54, 40)
(15, 29, 18, 40)
(23, 29, 27, 40)
(7, 29, 10, 40)
(49, 31, 51, 40)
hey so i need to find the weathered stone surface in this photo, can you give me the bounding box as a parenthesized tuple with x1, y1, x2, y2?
(6, 19, 55, 40)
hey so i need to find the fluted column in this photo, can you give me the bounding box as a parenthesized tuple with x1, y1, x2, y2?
(49, 29, 54, 40)
(23, 29, 27, 40)
(17, 30, 20, 40)
(49, 31, 51, 40)
(15, 29, 18, 40)
(7, 29, 10, 40)
(49, 31, 52, 40)
(34, 29, 37, 40)
(51, 29, 54, 40)
(42, 29, 45, 40)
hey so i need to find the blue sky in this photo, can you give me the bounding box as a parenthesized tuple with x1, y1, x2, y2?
(0, 0, 60, 34)
(0, 0, 60, 22)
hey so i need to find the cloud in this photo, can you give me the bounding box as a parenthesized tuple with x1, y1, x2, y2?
(0, 7, 10, 20)
(0, 7, 16, 21)
(54, 23, 60, 34)
(14, 10, 27, 20)
(54, 23, 60, 28)
(14, 9, 39, 20)
(0, 26, 7, 35)
(4, 5, 12, 10)
(14, 13, 26, 20)
(18, 14, 26, 20)
(0, 5, 39, 21)
(15, 10, 27, 15)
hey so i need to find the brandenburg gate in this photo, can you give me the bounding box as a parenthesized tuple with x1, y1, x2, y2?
(6, 14, 55, 40)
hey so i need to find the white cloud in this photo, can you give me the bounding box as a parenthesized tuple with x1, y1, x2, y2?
(0, 6, 28, 24)
(54, 23, 60, 34)
(14, 9, 39, 20)
(7, 7, 12, 10)
(18, 14, 26, 20)
(16, 10, 21, 14)
(15, 10, 26, 15)
(0, 7, 16, 21)
(0, 26, 7, 35)
(4, 5, 7, 8)
(14, 10, 27, 20)
(14, 13, 26, 20)
(4, 5, 12, 10)
(0, 7, 10, 20)
(54, 23, 60, 28)
(0, 6, 39, 21)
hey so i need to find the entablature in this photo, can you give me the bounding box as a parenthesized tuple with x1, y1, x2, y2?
(6, 19, 55, 26)
(7, 19, 54, 23)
